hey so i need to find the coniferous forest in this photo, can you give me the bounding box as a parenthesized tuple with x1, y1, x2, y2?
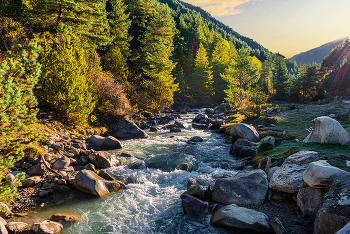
(1, 0, 350, 220)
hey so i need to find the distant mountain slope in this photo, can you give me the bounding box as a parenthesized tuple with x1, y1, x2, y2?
(290, 38, 347, 65)
(158, 0, 269, 53)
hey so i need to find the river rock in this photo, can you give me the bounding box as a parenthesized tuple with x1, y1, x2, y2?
(182, 185, 207, 200)
(21, 176, 42, 187)
(212, 169, 268, 206)
(100, 136, 123, 150)
(180, 194, 209, 217)
(110, 120, 149, 139)
(188, 136, 203, 143)
(174, 121, 187, 128)
(27, 163, 46, 176)
(205, 108, 214, 114)
(31, 220, 63, 234)
(149, 126, 158, 132)
(297, 187, 322, 217)
(314, 175, 350, 234)
(192, 123, 208, 129)
(50, 213, 79, 222)
(230, 123, 259, 142)
(214, 103, 232, 113)
(269, 151, 319, 193)
(97, 170, 115, 181)
(6, 222, 29, 233)
(230, 138, 259, 157)
(86, 135, 105, 148)
(53, 156, 71, 170)
(259, 136, 276, 147)
(255, 117, 278, 127)
(0, 203, 12, 218)
(210, 204, 272, 232)
(303, 160, 350, 188)
(267, 167, 279, 181)
(128, 160, 145, 169)
(52, 142, 64, 151)
(336, 222, 350, 234)
(193, 114, 208, 123)
(88, 151, 119, 169)
(303, 116, 350, 145)
(0, 217, 7, 234)
(74, 169, 125, 197)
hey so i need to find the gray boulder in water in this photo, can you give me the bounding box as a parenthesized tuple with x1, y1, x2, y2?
(180, 194, 209, 217)
(88, 151, 119, 169)
(303, 116, 350, 145)
(74, 169, 125, 197)
(210, 204, 272, 232)
(212, 169, 268, 206)
(110, 120, 149, 140)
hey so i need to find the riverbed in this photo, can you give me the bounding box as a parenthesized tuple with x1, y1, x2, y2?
(21, 111, 240, 233)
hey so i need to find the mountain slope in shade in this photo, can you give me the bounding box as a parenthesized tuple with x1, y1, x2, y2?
(290, 38, 347, 65)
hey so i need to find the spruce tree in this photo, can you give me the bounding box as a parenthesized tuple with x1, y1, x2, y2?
(29, 0, 111, 48)
(139, 3, 178, 110)
(273, 54, 289, 100)
(189, 43, 214, 104)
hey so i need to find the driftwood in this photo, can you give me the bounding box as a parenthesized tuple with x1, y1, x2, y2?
(40, 155, 63, 178)
(269, 217, 288, 234)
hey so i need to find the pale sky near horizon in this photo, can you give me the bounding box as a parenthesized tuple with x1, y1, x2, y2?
(181, 0, 350, 58)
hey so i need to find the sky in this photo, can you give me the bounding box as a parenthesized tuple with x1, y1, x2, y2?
(180, 0, 350, 58)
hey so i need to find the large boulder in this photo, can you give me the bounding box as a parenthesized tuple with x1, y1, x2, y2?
(212, 169, 268, 206)
(53, 156, 70, 170)
(230, 138, 259, 157)
(180, 194, 209, 218)
(297, 187, 322, 217)
(110, 120, 149, 140)
(74, 169, 125, 197)
(88, 151, 119, 169)
(86, 135, 106, 148)
(193, 114, 208, 123)
(214, 103, 232, 113)
(6, 222, 29, 233)
(210, 204, 272, 233)
(269, 151, 319, 193)
(31, 220, 63, 234)
(100, 136, 123, 150)
(303, 160, 350, 188)
(230, 123, 259, 142)
(336, 222, 350, 234)
(27, 163, 46, 176)
(0, 217, 7, 234)
(303, 116, 350, 145)
(182, 185, 207, 200)
(21, 176, 42, 187)
(314, 175, 350, 234)
(255, 117, 278, 127)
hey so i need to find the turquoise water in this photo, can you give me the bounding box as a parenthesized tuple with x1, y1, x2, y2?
(26, 111, 238, 233)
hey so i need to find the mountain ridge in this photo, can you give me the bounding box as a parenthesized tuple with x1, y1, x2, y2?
(290, 38, 347, 65)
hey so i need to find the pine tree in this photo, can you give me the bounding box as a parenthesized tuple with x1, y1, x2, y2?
(221, 47, 260, 105)
(260, 54, 273, 95)
(0, 41, 42, 205)
(29, 0, 111, 48)
(189, 43, 214, 104)
(38, 27, 95, 125)
(139, 3, 178, 110)
(273, 54, 289, 100)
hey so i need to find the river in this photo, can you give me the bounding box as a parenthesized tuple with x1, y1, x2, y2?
(26, 110, 239, 234)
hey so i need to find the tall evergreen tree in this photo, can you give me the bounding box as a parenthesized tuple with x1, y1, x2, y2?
(138, 3, 178, 110)
(273, 54, 289, 100)
(189, 43, 214, 104)
(29, 0, 111, 48)
(260, 54, 273, 95)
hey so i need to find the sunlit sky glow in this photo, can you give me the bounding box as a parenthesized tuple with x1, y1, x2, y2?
(181, 0, 350, 58)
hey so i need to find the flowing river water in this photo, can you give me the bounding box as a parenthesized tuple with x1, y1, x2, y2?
(24, 110, 241, 234)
